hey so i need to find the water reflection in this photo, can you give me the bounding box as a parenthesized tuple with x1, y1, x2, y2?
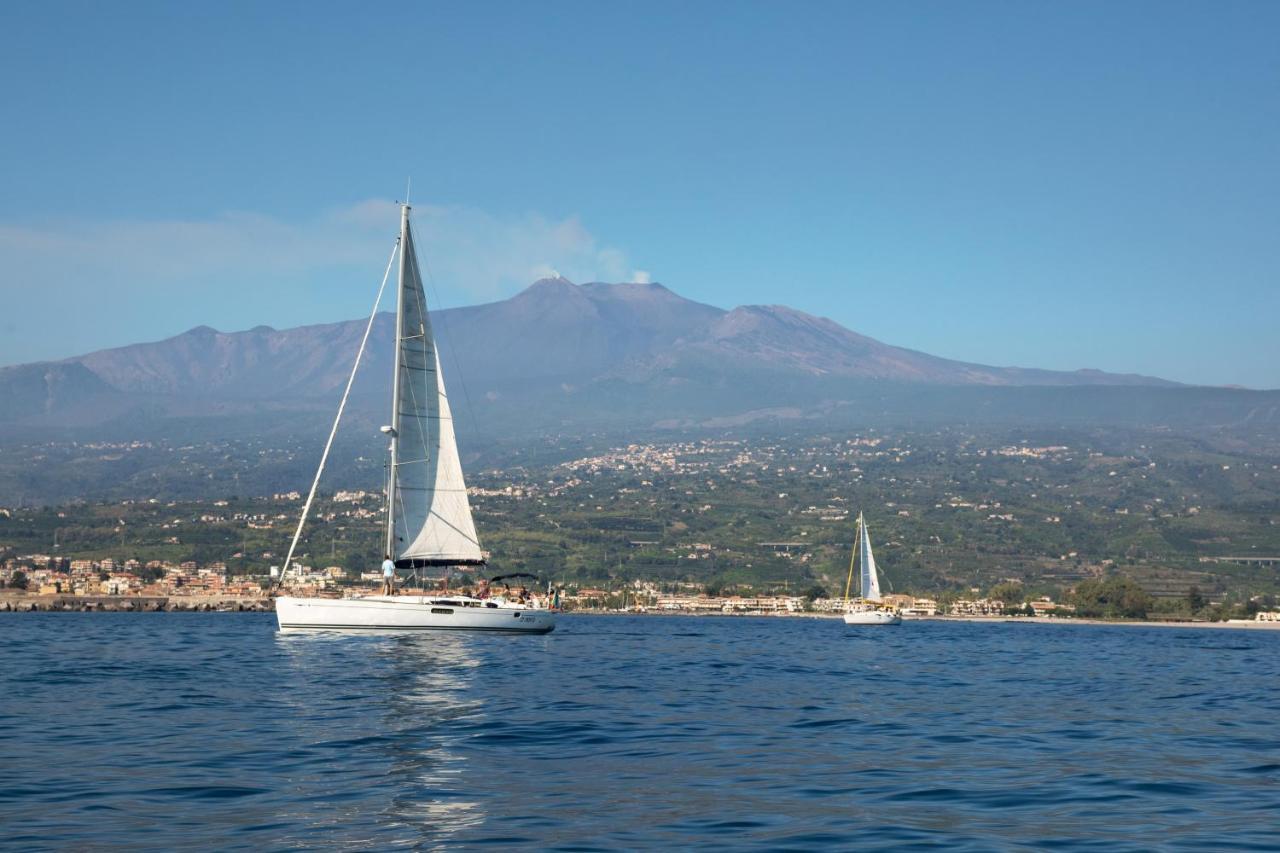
(270, 630, 487, 845)
(382, 633, 487, 842)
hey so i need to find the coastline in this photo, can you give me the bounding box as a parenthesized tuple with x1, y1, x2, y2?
(566, 610, 1280, 630)
(0, 594, 274, 612)
(3, 595, 1278, 630)
(909, 614, 1280, 630)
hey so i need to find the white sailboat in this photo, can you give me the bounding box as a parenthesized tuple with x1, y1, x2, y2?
(841, 512, 902, 626)
(275, 203, 554, 634)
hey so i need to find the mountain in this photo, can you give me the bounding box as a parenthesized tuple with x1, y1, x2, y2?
(16, 278, 724, 406)
(630, 302, 1174, 387)
(3, 277, 1276, 444)
(0, 361, 129, 425)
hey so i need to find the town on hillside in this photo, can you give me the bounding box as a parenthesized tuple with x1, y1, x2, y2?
(2, 427, 1278, 620)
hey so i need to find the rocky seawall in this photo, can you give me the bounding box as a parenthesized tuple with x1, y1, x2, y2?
(0, 595, 275, 612)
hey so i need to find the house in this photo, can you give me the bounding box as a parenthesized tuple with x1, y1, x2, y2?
(905, 597, 938, 616)
(1029, 598, 1075, 617)
(950, 598, 1005, 616)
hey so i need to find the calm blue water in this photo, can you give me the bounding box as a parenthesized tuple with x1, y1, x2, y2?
(1, 614, 1278, 850)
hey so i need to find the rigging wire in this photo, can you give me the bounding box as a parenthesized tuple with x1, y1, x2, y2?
(271, 237, 400, 593)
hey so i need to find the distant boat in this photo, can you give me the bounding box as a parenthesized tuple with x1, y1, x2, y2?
(841, 512, 902, 626)
(274, 203, 554, 634)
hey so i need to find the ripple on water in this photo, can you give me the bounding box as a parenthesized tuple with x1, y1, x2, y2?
(1, 613, 1278, 849)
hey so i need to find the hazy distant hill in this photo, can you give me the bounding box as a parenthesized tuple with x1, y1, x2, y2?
(4, 276, 1277, 443)
(623, 300, 1176, 387)
(67, 277, 1178, 395)
(0, 361, 128, 423)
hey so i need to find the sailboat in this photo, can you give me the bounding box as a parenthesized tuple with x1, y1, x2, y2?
(274, 203, 554, 634)
(841, 512, 902, 626)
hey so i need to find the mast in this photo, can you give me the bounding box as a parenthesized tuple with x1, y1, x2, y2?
(383, 204, 484, 567)
(385, 203, 410, 558)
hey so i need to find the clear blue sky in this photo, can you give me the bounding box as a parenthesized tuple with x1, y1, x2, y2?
(2, 1, 1277, 387)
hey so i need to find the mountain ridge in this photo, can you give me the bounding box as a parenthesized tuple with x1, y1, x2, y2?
(22, 276, 1177, 391)
(3, 277, 1254, 441)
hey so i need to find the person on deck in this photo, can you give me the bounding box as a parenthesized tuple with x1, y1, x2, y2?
(382, 555, 396, 595)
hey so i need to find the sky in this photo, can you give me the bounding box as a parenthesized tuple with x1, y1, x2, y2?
(1, 1, 1277, 387)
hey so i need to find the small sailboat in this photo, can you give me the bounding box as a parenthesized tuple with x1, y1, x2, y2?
(274, 203, 554, 634)
(841, 512, 902, 626)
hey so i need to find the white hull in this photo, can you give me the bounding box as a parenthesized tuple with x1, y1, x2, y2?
(276, 595, 555, 634)
(843, 609, 902, 626)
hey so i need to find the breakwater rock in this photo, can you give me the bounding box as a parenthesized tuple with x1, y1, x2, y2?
(0, 595, 275, 613)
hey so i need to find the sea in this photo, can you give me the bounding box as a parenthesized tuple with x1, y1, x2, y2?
(1, 614, 1278, 850)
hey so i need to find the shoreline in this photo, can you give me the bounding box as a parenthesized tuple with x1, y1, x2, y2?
(0, 594, 274, 612)
(910, 614, 1280, 630)
(3, 595, 1278, 630)
(562, 610, 1280, 630)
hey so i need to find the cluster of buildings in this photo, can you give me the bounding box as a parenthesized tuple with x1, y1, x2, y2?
(807, 594, 938, 616)
(654, 594, 806, 614)
(631, 590, 1077, 618)
(555, 585, 1075, 619)
(551, 581, 810, 615)
(0, 554, 473, 601)
(560, 588, 806, 614)
(1, 556, 268, 598)
(0, 550, 1085, 621)
(991, 445, 1071, 459)
(562, 441, 752, 479)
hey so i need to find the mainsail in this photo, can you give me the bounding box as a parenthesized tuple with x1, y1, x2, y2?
(386, 206, 483, 566)
(859, 513, 882, 601)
